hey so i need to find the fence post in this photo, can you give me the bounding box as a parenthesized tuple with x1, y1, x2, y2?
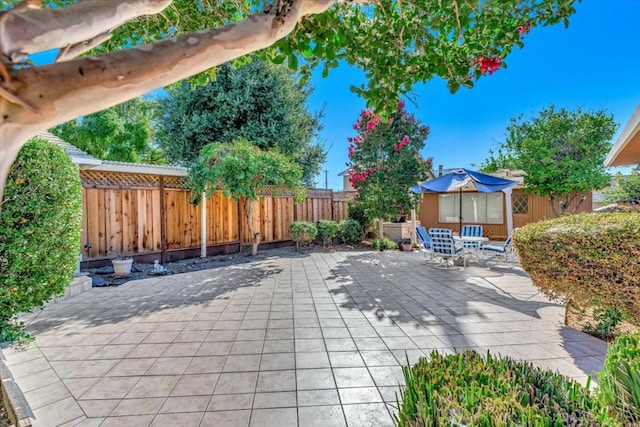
(237, 197, 244, 254)
(201, 192, 207, 258)
(159, 175, 167, 264)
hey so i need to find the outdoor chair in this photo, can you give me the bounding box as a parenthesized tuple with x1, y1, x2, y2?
(461, 225, 484, 248)
(481, 235, 513, 263)
(415, 226, 433, 260)
(429, 228, 465, 269)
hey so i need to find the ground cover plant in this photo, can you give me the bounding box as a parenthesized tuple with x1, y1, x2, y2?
(0, 138, 82, 342)
(396, 350, 603, 426)
(598, 333, 640, 425)
(512, 213, 640, 325)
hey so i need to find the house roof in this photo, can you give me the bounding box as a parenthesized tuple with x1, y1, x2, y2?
(605, 104, 640, 166)
(36, 131, 188, 177)
(36, 131, 102, 167)
(92, 161, 188, 177)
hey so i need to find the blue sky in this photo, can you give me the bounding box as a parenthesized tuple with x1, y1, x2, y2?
(309, 0, 640, 190)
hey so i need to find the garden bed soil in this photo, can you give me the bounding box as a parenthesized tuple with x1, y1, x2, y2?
(566, 305, 640, 342)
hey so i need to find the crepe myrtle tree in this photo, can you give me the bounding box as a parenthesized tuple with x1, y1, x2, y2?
(189, 139, 305, 256)
(347, 101, 432, 243)
(0, 0, 578, 207)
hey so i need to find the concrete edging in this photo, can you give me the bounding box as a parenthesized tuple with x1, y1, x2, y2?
(0, 351, 33, 427)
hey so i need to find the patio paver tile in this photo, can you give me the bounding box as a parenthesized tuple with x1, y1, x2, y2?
(159, 395, 210, 413)
(208, 393, 254, 411)
(256, 370, 296, 392)
(111, 397, 164, 416)
(298, 405, 346, 427)
(250, 407, 298, 427)
(297, 389, 340, 407)
(150, 412, 204, 426)
(201, 410, 251, 427)
(253, 391, 297, 409)
(214, 372, 259, 394)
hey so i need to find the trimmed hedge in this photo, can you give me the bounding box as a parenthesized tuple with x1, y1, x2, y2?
(289, 221, 317, 251)
(599, 333, 640, 425)
(339, 219, 361, 244)
(396, 350, 602, 426)
(513, 213, 640, 323)
(316, 220, 340, 246)
(0, 138, 82, 341)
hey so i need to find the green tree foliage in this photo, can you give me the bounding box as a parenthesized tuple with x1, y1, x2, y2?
(94, 0, 578, 110)
(604, 171, 640, 203)
(482, 106, 616, 216)
(52, 98, 164, 164)
(157, 61, 325, 185)
(0, 138, 82, 342)
(347, 101, 431, 238)
(189, 139, 305, 255)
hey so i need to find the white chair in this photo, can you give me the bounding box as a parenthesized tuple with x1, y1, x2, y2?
(429, 228, 465, 269)
(415, 226, 433, 260)
(461, 225, 484, 249)
(481, 236, 513, 263)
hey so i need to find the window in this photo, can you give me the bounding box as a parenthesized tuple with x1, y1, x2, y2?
(513, 193, 529, 214)
(438, 192, 504, 224)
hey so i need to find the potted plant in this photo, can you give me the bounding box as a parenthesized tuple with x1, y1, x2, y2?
(112, 256, 133, 278)
(400, 238, 413, 252)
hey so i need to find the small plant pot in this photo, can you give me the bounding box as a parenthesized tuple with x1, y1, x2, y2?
(112, 259, 133, 278)
(401, 243, 413, 252)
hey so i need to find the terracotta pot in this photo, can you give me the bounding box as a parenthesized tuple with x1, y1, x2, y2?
(401, 243, 413, 252)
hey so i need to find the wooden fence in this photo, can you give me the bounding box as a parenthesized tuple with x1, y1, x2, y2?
(80, 170, 354, 262)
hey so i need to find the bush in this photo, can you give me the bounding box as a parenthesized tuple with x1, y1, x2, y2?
(339, 219, 362, 244)
(316, 220, 340, 246)
(371, 238, 398, 250)
(584, 306, 625, 340)
(347, 200, 371, 231)
(513, 213, 640, 324)
(599, 333, 640, 425)
(0, 138, 82, 342)
(289, 221, 317, 251)
(396, 350, 601, 426)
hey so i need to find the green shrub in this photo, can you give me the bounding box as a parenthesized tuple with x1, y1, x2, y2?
(599, 333, 640, 425)
(371, 238, 398, 250)
(513, 213, 640, 324)
(584, 306, 625, 340)
(316, 220, 340, 246)
(0, 138, 82, 342)
(396, 350, 601, 426)
(339, 219, 362, 244)
(289, 221, 317, 251)
(347, 200, 371, 231)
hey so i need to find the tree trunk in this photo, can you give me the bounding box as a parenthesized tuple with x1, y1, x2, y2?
(244, 198, 260, 256)
(378, 218, 384, 251)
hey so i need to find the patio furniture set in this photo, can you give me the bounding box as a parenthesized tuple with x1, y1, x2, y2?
(415, 225, 513, 269)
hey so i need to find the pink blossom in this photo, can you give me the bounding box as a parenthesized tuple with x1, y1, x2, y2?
(397, 100, 405, 109)
(366, 120, 377, 131)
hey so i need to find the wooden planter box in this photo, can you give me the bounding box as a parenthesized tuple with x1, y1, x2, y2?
(382, 221, 419, 243)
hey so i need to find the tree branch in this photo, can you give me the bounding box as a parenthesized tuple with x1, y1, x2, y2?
(0, 0, 172, 62)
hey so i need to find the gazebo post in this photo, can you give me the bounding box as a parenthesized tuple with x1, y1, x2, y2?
(503, 187, 514, 235)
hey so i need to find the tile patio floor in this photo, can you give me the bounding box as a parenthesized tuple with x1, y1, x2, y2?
(3, 250, 607, 426)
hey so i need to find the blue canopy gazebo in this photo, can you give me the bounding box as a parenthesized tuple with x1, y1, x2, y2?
(410, 168, 518, 233)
